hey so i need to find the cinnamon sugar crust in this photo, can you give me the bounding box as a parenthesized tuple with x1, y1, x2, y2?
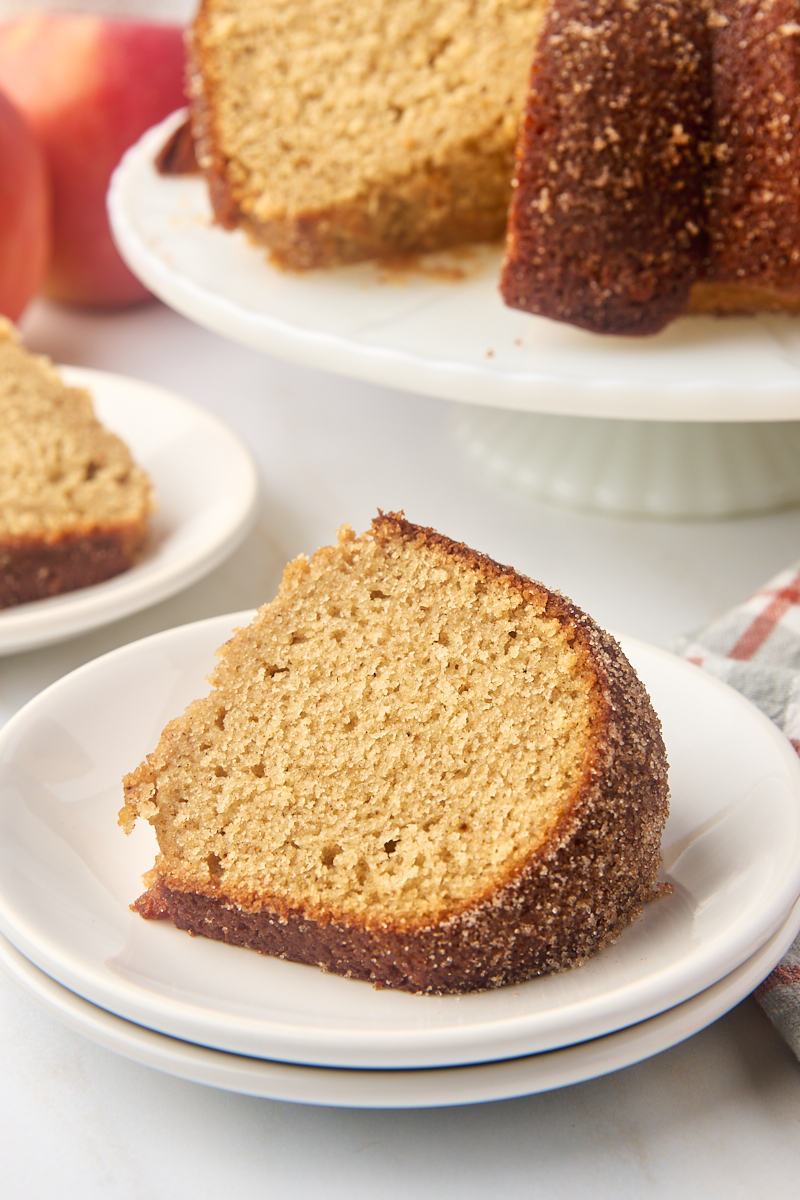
(121, 514, 669, 994)
(703, 0, 800, 301)
(502, 0, 800, 330)
(501, 0, 713, 335)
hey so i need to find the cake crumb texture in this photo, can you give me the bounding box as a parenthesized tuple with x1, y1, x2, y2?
(121, 514, 669, 994)
(0, 319, 153, 607)
(189, 0, 547, 267)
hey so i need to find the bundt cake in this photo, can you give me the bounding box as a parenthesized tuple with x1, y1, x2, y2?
(184, 0, 800, 334)
(120, 513, 669, 995)
(0, 320, 153, 608)
(187, 0, 548, 268)
(501, 0, 800, 334)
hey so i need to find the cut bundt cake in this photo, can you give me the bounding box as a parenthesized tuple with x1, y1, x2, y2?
(501, 0, 800, 333)
(188, 0, 547, 268)
(0, 320, 153, 608)
(185, 0, 800, 331)
(120, 513, 669, 995)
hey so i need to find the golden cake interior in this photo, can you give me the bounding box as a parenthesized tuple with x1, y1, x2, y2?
(192, 0, 546, 243)
(0, 322, 152, 542)
(122, 521, 599, 926)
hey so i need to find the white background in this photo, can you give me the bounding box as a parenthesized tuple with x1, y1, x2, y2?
(1, 0, 800, 1193)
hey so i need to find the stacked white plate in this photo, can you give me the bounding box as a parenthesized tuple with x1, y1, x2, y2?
(1, 614, 800, 1108)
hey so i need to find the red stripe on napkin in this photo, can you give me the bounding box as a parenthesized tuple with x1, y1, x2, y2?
(754, 961, 800, 999)
(728, 573, 800, 661)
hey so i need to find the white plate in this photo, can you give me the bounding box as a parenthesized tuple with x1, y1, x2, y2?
(2, 903, 798, 1110)
(0, 368, 258, 656)
(109, 111, 800, 424)
(1, 613, 799, 1069)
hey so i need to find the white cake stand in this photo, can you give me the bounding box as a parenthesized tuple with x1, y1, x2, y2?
(109, 111, 800, 519)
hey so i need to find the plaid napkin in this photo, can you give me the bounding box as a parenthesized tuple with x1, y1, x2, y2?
(674, 563, 800, 1057)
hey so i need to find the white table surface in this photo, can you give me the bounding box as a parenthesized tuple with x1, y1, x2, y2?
(2, 295, 800, 1197)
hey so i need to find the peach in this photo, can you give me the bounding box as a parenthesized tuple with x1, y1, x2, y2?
(0, 87, 50, 321)
(0, 15, 186, 307)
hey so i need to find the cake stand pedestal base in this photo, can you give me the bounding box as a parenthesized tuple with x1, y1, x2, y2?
(453, 408, 800, 520)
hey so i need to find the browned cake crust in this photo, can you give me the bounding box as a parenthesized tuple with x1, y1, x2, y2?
(0, 521, 147, 609)
(501, 0, 712, 336)
(186, 17, 241, 233)
(155, 117, 200, 176)
(126, 514, 669, 995)
(204, 170, 511, 272)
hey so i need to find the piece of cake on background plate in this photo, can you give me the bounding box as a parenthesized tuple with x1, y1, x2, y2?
(0, 319, 153, 608)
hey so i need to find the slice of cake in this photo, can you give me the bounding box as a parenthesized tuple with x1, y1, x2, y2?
(0, 320, 153, 608)
(188, 0, 547, 267)
(120, 513, 669, 995)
